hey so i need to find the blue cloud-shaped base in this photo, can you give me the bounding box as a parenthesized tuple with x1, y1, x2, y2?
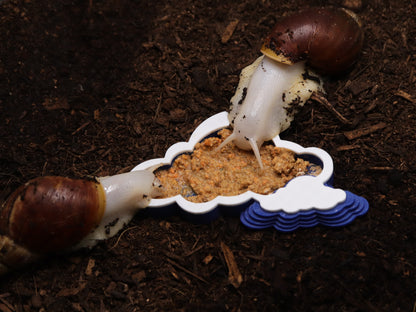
(240, 190, 369, 232)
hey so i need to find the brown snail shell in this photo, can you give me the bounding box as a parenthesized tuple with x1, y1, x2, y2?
(0, 176, 106, 254)
(261, 7, 364, 75)
(0, 170, 159, 275)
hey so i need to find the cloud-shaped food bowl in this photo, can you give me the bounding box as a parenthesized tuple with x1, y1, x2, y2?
(133, 112, 368, 231)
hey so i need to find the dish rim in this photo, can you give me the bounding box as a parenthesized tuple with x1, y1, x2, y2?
(132, 111, 343, 215)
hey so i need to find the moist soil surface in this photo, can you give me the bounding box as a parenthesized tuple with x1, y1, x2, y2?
(0, 0, 415, 311)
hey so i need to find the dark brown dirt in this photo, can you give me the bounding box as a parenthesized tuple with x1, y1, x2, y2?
(1, 0, 415, 311)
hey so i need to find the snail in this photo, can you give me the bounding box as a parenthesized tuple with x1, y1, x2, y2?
(0, 170, 161, 275)
(218, 7, 364, 168)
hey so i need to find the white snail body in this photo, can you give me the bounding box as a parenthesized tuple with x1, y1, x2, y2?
(219, 7, 363, 168)
(0, 170, 161, 274)
(75, 170, 162, 248)
(218, 55, 323, 168)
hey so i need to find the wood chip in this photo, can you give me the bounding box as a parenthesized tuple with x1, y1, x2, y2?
(311, 92, 351, 125)
(56, 282, 86, 297)
(336, 144, 361, 151)
(42, 97, 69, 110)
(85, 258, 95, 276)
(203, 254, 213, 265)
(220, 241, 243, 288)
(131, 270, 146, 284)
(344, 122, 387, 140)
(71, 121, 90, 135)
(93, 109, 100, 120)
(342, 0, 362, 10)
(395, 90, 416, 104)
(368, 166, 394, 171)
(0, 303, 13, 312)
(166, 258, 208, 284)
(221, 19, 239, 44)
(0, 298, 14, 312)
(356, 251, 366, 257)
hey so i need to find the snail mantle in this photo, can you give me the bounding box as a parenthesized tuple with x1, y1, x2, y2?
(133, 112, 368, 231)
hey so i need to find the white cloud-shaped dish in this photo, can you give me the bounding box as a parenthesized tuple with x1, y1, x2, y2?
(132, 112, 347, 219)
